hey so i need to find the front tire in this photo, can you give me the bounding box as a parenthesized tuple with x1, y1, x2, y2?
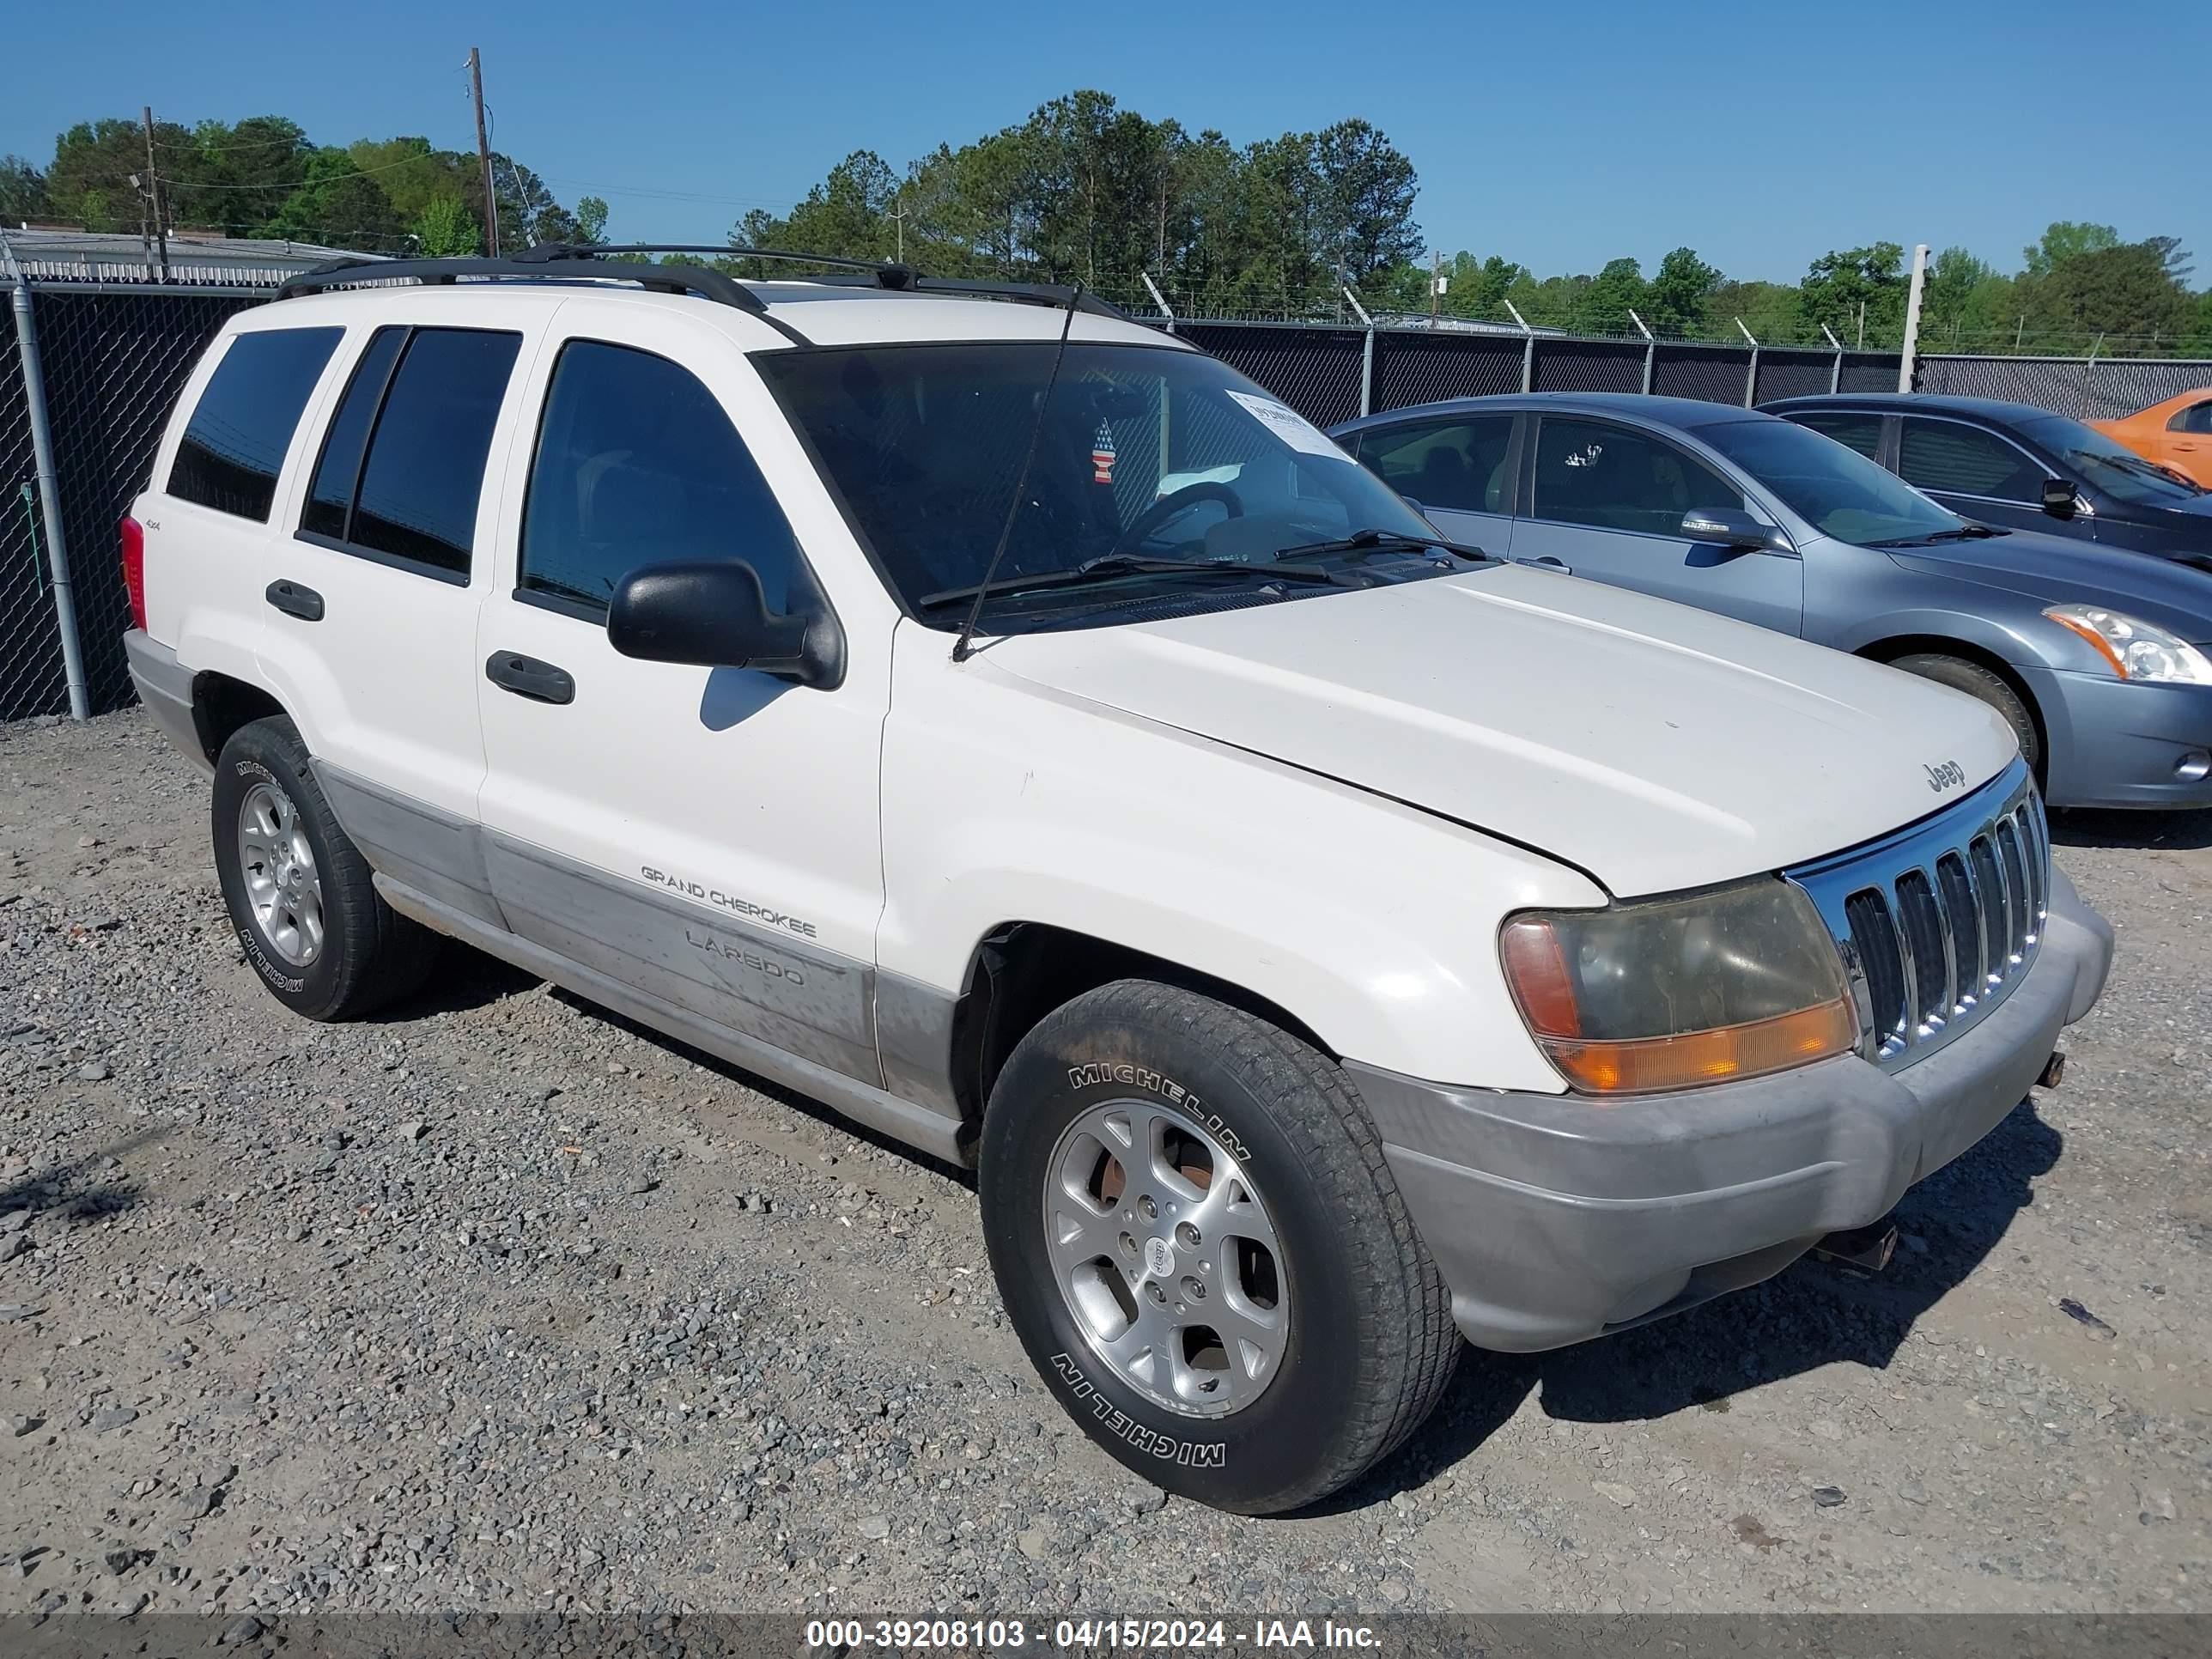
(979, 980, 1457, 1514)
(1890, 653, 2042, 779)
(211, 716, 436, 1020)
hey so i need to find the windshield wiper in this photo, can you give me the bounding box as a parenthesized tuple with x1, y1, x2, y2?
(1923, 524, 2005, 540)
(919, 554, 1351, 610)
(1274, 527, 1493, 562)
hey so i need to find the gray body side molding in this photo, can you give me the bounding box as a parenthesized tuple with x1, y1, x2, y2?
(311, 760, 970, 1164)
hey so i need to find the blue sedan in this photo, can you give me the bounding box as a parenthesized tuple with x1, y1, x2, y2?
(1331, 392, 2212, 811)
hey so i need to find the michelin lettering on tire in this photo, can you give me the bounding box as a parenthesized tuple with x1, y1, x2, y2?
(1050, 1353, 1227, 1468)
(1065, 1061, 1251, 1162)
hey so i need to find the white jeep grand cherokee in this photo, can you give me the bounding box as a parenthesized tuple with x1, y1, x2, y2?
(120, 246, 2112, 1514)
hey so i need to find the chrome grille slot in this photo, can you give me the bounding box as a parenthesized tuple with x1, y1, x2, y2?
(1787, 761, 2045, 1073)
(1894, 869, 1949, 1036)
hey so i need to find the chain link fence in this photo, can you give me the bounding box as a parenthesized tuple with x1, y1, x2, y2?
(1916, 356, 2212, 422)
(3, 270, 2209, 726)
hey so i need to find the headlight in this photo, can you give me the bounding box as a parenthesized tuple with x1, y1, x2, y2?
(1499, 879, 1856, 1096)
(2045, 605, 2212, 684)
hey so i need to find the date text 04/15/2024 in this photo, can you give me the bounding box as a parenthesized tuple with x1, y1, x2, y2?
(804, 1620, 1382, 1650)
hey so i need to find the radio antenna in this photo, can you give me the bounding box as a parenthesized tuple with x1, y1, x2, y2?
(951, 285, 1084, 664)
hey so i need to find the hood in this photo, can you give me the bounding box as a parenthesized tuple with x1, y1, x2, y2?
(988, 567, 2017, 898)
(1889, 527, 2212, 637)
(2097, 489, 2212, 536)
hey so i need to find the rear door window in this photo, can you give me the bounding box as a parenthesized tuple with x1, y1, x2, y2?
(1357, 416, 1516, 513)
(300, 326, 521, 580)
(1789, 411, 1884, 462)
(1529, 417, 1743, 536)
(2171, 400, 2212, 436)
(167, 326, 343, 521)
(1899, 419, 2042, 503)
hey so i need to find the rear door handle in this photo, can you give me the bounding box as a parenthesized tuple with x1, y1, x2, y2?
(1523, 555, 1572, 574)
(484, 651, 575, 706)
(264, 580, 324, 621)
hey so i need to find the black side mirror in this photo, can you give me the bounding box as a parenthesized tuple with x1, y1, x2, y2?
(607, 561, 843, 690)
(1679, 507, 1791, 553)
(2041, 477, 2079, 517)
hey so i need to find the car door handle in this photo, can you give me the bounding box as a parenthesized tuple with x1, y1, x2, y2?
(1523, 556, 1573, 574)
(264, 580, 324, 622)
(484, 652, 575, 706)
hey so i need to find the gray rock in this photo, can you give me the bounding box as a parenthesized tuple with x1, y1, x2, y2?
(91, 1407, 139, 1432)
(857, 1515, 891, 1541)
(77, 1061, 111, 1083)
(1016, 1527, 1052, 1561)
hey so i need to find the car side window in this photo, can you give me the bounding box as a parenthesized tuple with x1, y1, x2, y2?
(1790, 412, 1883, 461)
(301, 326, 522, 580)
(519, 340, 810, 617)
(1529, 417, 1743, 536)
(2171, 400, 2212, 436)
(1356, 416, 1516, 514)
(168, 327, 343, 521)
(1899, 419, 2042, 503)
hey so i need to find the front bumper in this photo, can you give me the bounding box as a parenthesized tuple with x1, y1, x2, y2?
(1349, 867, 2113, 1353)
(2026, 665, 2212, 810)
(123, 629, 211, 775)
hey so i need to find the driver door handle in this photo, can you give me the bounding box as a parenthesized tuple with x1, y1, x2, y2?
(1522, 555, 1572, 574)
(485, 651, 575, 706)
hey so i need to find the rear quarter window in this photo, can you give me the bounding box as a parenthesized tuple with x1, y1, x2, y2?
(167, 327, 343, 521)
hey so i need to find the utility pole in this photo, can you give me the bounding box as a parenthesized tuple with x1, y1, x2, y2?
(141, 106, 169, 282)
(888, 194, 908, 265)
(469, 48, 500, 258)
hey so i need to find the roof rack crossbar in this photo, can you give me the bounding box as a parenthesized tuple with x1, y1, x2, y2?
(274, 252, 769, 315)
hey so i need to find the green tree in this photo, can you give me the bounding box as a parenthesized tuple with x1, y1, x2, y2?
(2019, 238, 2194, 343)
(257, 149, 404, 250)
(1575, 256, 1647, 335)
(575, 196, 609, 246)
(2021, 221, 2120, 278)
(1310, 118, 1420, 289)
(411, 192, 481, 257)
(1799, 242, 1905, 344)
(1646, 246, 1721, 337)
(0, 154, 49, 223)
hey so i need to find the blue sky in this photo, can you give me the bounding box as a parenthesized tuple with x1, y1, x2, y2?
(7, 0, 2206, 286)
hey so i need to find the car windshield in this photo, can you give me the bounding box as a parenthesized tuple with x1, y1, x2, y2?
(2016, 413, 2206, 504)
(1699, 417, 1974, 546)
(759, 340, 1453, 629)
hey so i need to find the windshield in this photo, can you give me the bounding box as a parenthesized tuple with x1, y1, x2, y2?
(759, 341, 1448, 629)
(2016, 413, 2206, 505)
(1701, 417, 1974, 546)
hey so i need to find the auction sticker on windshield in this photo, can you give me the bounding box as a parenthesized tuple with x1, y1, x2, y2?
(1225, 389, 1350, 460)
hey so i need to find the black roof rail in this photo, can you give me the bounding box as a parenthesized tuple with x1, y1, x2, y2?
(274, 252, 770, 316)
(275, 244, 1134, 337)
(540, 243, 1133, 321)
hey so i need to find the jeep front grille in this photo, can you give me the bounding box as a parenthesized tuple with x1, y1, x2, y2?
(1786, 759, 2046, 1071)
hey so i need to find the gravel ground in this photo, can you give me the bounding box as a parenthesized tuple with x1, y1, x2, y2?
(1, 708, 2207, 1623)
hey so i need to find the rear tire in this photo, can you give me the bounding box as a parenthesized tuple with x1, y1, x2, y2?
(211, 716, 437, 1020)
(978, 979, 1458, 1514)
(1890, 653, 2041, 779)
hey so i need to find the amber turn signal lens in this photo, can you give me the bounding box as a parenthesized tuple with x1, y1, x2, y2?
(1539, 999, 1858, 1097)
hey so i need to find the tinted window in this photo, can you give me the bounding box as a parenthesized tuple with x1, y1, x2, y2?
(348, 329, 521, 577)
(2015, 412, 2206, 505)
(761, 343, 1440, 633)
(1699, 418, 1970, 547)
(1790, 411, 1883, 461)
(301, 327, 406, 540)
(2172, 400, 2212, 436)
(1358, 416, 1516, 513)
(167, 327, 342, 520)
(1529, 418, 1742, 535)
(521, 341, 809, 615)
(1899, 420, 2041, 503)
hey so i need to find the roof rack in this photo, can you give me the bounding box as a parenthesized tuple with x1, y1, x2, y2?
(273, 243, 1133, 340)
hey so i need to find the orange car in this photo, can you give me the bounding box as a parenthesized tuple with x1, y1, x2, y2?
(2093, 388, 2212, 488)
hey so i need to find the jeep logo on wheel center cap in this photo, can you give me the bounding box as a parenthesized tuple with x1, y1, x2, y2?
(1144, 1237, 1176, 1279)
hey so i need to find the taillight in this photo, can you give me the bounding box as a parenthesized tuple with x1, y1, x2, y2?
(120, 514, 147, 631)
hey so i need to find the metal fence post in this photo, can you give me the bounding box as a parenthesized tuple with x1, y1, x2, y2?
(1628, 309, 1656, 393)
(1897, 243, 1929, 393)
(6, 252, 91, 720)
(1735, 317, 1759, 407)
(1141, 270, 1175, 336)
(1343, 287, 1375, 416)
(1504, 300, 1534, 392)
(1820, 324, 1844, 392)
